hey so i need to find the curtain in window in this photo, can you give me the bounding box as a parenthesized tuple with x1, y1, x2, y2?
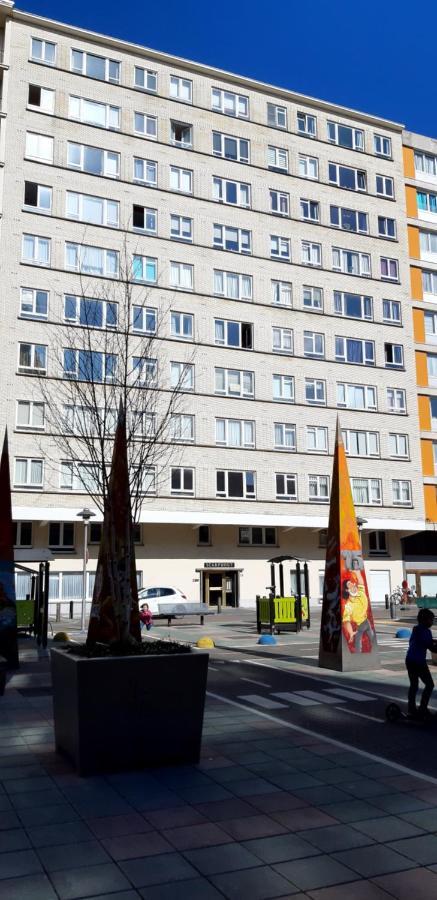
(427, 355, 437, 381)
(352, 479, 369, 504)
(417, 192, 428, 211)
(49, 574, 60, 600)
(82, 246, 103, 275)
(228, 420, 241, 446)
(30, 460, 42, 485)
(62, 573, 83, 600)
(15, 574, 32, 600)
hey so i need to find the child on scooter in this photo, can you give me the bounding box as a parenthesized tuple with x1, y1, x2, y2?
(406, 609, 436, 720)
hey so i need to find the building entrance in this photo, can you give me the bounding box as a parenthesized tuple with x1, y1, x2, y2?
(202, 570, 239, 608)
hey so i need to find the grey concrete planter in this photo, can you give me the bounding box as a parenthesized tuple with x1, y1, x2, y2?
(51, 646, 209, 776)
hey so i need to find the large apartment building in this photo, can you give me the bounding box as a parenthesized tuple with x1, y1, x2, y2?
(0, 1, 426, 613)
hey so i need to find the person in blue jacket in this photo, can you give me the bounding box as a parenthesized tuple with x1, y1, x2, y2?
(406, 609, 436, 719)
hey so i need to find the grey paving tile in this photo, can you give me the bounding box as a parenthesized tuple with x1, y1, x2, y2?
(0, 872, 58, 899)
(401, 808, 437, 830)
(274, 855, 359, 891)
(0, 810, 20, 830)
(372, 867, 437, 899)
(0, 848, 42, 879)
(230, 779, 282, 798)
(79, 893, 138, 900)
(28, 821, 95, 848)
(102, 831, 174, 860)
(18, 803, 79, 827)
(194, 798, 257, 821)
(37, 839, 111, 872)
(208, 765, 254, 783)
(246, 792, 309, 814)
(220, 814, 288, 841)
(352, 816, 425, 842)
(319, 801, 386, 824)
(341, 781, 393, 800)
(50, 862, 131, 899)
(299, 824, 374, 852)
(332, 844, 417, 877)
(163, 821, 232, 850)
(0, 795, 12, 812)
(120, 851, 198, 887)
(311, 768, 359, 786)
(242, 833, 319, 864)
(0, 829, 31, 852)
(369, 794, 432, 815)
(184, 841, 262, 875)
(152, 785, 230, 805)
(308, 881, 393, 899)
(87, 812, 152, 838)
(139, 877, 224, 899)
(146, 806, 206, 830)
(292, 786, 353, 806)
(3, 776, 53, 794)
(211, 865, 300, 899)
(9, 787, 65, 809)
(387, 834, 437, 864)
(269, 773, 323, 791)
(272, 808, 339, 831)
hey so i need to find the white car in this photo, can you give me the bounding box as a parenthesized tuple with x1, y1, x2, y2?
(137, 586, 189, 615)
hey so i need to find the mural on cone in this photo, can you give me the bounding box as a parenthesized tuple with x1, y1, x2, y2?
(87, 404, 141, 646)
(0, 430, 19, 668)
(319, 418, 378, 670)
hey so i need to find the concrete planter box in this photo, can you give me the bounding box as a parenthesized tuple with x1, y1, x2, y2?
(51, 646, 208, 776)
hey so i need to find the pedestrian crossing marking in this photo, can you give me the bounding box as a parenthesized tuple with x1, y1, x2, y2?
(295, 690, 345, 705)
(272, 692, 319, 706)
(238, 694, 286, 709)
(325, 688, 373, 702)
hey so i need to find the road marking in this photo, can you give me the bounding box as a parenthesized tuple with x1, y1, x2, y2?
(272, 691, 319, 706)
(336, 706, 383, 723)
(209, 666, 219, 672)
(325, 688, 373, 702)
(238, 694, 286, 710)
(207, 691, 437, 786)
(296, 690, 345, 705)
(241, 677, 272, 688)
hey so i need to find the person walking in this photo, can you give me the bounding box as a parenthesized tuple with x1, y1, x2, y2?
(406, 609, 436, 720)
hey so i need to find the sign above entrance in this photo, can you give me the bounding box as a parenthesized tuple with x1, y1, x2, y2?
(204, 562, 235, 568)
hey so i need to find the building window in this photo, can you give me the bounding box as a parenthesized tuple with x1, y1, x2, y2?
(67, 142, 120, 177)
(214, 224, 251, 254)
(212, 132, 249, 163)
(327, 121, 364, 150)
(71, 49, 120, 83)
(171, 467, 194, 495)
(307, 426, 328, 453)
(198, 525, 211, 545)
(427, 354, 437, 385)
(214, 270, 253, 301)
(352, 478, 382, 506)
(374, 134, 392, 157)
(14, 458, 43, 488)
(20, 288, 48, 319)
(272, 280, 292, 306)
(171, 362, 194, 391)
(300, 199, 319, 222)
(384, 343, 404, 368)
(343, 429, 379, 457)
(332, 248, 371, 276)
(378, 216, 396, 238)
(30, 37, 56, 64)
(273, 374, 294, 402)
(270, 190, 290, 216)
(329, 163, 366, 192)
(299, 154, 318, 179)
(18, 342, 47, 375)
(380, 257, 399, 281)
(330, 206, 368, 233)
(170, 120, 193, 148)
(423, 271, 437, 296)
(425, 311, 437, 342)
(134, 67, 157, 91)
(420, 230, 437, 260)
(216, 418, 255, 448)
(217, 471, 256, 499)
(170, 75, 192, 102)
(16, 401, 45, 430)
(170, 214, 193, 242)
(387, 388, 406, 414)
(274, 423, 296, 450)
(60, 461, 99, 493)
(392, 480, 412, 506)
(64, 349, 116, 383)
(14, 522, 33, 548)
(267, 103, 287, 128)
(64, 296, 117, 329)
(211, 87, 248, 117)
(319, 529, 328, 548)
(132, 205, 157, 233)
(133, 158, 157, 185)
(268, 146, 288, 171)
(376, 175, 394, 198)
(389, 433, 409, 458)
(368, 531, 388, 555)
(66, 243, 119, 277)
(303, 285, 323, 311)
(215, 367, 254, 398)
(415, 151, 437, 177)
(25, 132, 54, 163)
(383, 299, 401, 323)
(334, 291, 372, 320)
(305, 378, 326, 405)
(170, 414, 195, 443)
(239, 527, 276, 545)
(214, 319, 253, 349)
(170, 261, 193, 290)
(69, 95, 120, 130)
(132, 306, 157, 334)
(304, 331, 325, 358)
(22, 234, 50, 266)
(271, 236, 291, 260)
(132, 255, 157, 283)
(171, 312, 194, 340)
(335, 337, 375, 366)
(24, 182, 52, 213)
(169, 166, 193, 193)
(27, 84, 55, 113)
(302, 241, 321, 267)
(275, 474, 297, 502)
(132, 356, 157, 387)
(297, 112, 316, 136)
(66, 192, 119, 227)
(48, 523, 74, 548)
(431, 397, 437, 430)
(272, 327, 293, 354)
(134, 112, 157, 138)
(337, 382, 377, 410)
(213, 177, 250, 207)
(309, 474, 329, 502)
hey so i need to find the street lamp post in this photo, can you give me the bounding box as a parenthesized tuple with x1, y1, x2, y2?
(77, 507, 96, 632)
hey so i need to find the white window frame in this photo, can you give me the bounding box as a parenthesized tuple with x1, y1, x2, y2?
(169, 166, 193, 194)
(309, 474, 329, 503)
(300, 199, 319, 222)
(60, 460, 99, 493)
(134, 112, 157, 139)
(211, 87, 248, 118)
(214, 224, 252, 254)
(270, 235, 290, 260)
(20, 287, 48, 319)
(68, 95, 120, 130)
(132, 356, 158, 387)
(170, 214, 193, 242)
(376, 175, 394, 198)
(170, 467, 194, 495)
(65, 242, 119, 277)
(134, 67, 157, 92)
(16, 400, 45, 430)
(272, 327, 293, 354)
(275, 473, 298, 502)
(352, 477, 382, 506)
(30, 37, 56, 64)
(170, 120, 193, 149)
(25, 132, 54, 163)
(272, 280, 292, 306)
(305, 378, 326, 405)
(214, 319, 253, 350)
(14, 458, 44, 488)
(71, 49, 120, 83)
(132, 305, 157, 335)
(170, 75, 192, 102)
(212, 131, 249, 164)
(22, 234, 51, 266)
(423, 270, 437, 298)
(297, 112, 316, 136)
(327, 120, 364, 150)
(392, 480, 412, 506)
(213, 176, 251, 208)
(67, 142, 120, 178)
(386, 388, 406, 414)
(299, 154, 318, 179)
(24, 181, 52, 214)
(337, 382, 377, 411)
(384, 342, 404, 368)
(214, 270, 253, 301)
(267, 103, 287, 128)
(27, 84, 55, 113)
(215, 418, 255, 448)
(332, 247, 371, 276)
(307, 426, 328, 453)
(330, 205, 368, 234)
(303, 285, 323, 311)
(302, 241, 321, 267)
(18, 342, 47, 375)
(66, 192, 119, 227)
(132, 255, 157, 284)
(170, 261, 194, 290)
(274, 423, 296, 450)
(374, 134, 392, 157)
(383, 299, 401, 324)
(268, 146, 288, 171)
(343, 429, 379, 457)
(171, 311, 194, 340)
(215, 367, 254, 398)
(216, 470, 256, 500)
(378, 216, 396, 238)
(329, 163, 367, 192)
(171, 361, 195, 391)
(270, 190, 290, 216)
(335, 336, 375, 366)
(303, 331, 325, 358)
(273, 374, 294, 402)
(132, 205, 157, 234)
(133, 157, 157, 185)
(64, 295, 117, 329)
(380, 257, 399, 281)
(64, 349, 116, 384)
(389, 433, 409, 459)
(171, 414, 195, 443)
(334, 291, 373, 320)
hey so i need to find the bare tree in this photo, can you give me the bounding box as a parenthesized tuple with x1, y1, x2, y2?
(38, 237, 195, 521)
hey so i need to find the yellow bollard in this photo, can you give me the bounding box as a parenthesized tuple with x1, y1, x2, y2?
(196, 637, 215, 649)
(53, 632, 70, 642)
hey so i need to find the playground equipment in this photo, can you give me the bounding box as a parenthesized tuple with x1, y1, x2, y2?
(256, 556, 310, 635)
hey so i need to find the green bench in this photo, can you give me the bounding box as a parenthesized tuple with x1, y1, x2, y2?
(256, 595, 310, 634)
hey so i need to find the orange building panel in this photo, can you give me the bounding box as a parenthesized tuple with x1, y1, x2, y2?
(403, 146, 415, 179)
(408, 225, 420, 259)
(410, 266, 423, 300)
(413, 308, 425, 343)
(405, 184, 418, 219)
(418, 395, 432, 430)
(424, 484, 437, 522)
(421, 439, 435, 477)
(416, 351, 429, 386)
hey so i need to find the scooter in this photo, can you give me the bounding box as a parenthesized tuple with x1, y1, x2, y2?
(385, 702, 436, 724)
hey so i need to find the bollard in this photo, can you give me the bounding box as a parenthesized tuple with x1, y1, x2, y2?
(390, 598, 397, 620)
(385, 593, 389, 610)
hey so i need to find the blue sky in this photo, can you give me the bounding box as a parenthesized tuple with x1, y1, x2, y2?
(16, 0, 433, 136)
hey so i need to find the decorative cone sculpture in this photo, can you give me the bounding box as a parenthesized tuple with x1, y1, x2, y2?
(319, 418, 379, 672)
(87, 403, 141, 646)
(0, 430, 19, 668)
